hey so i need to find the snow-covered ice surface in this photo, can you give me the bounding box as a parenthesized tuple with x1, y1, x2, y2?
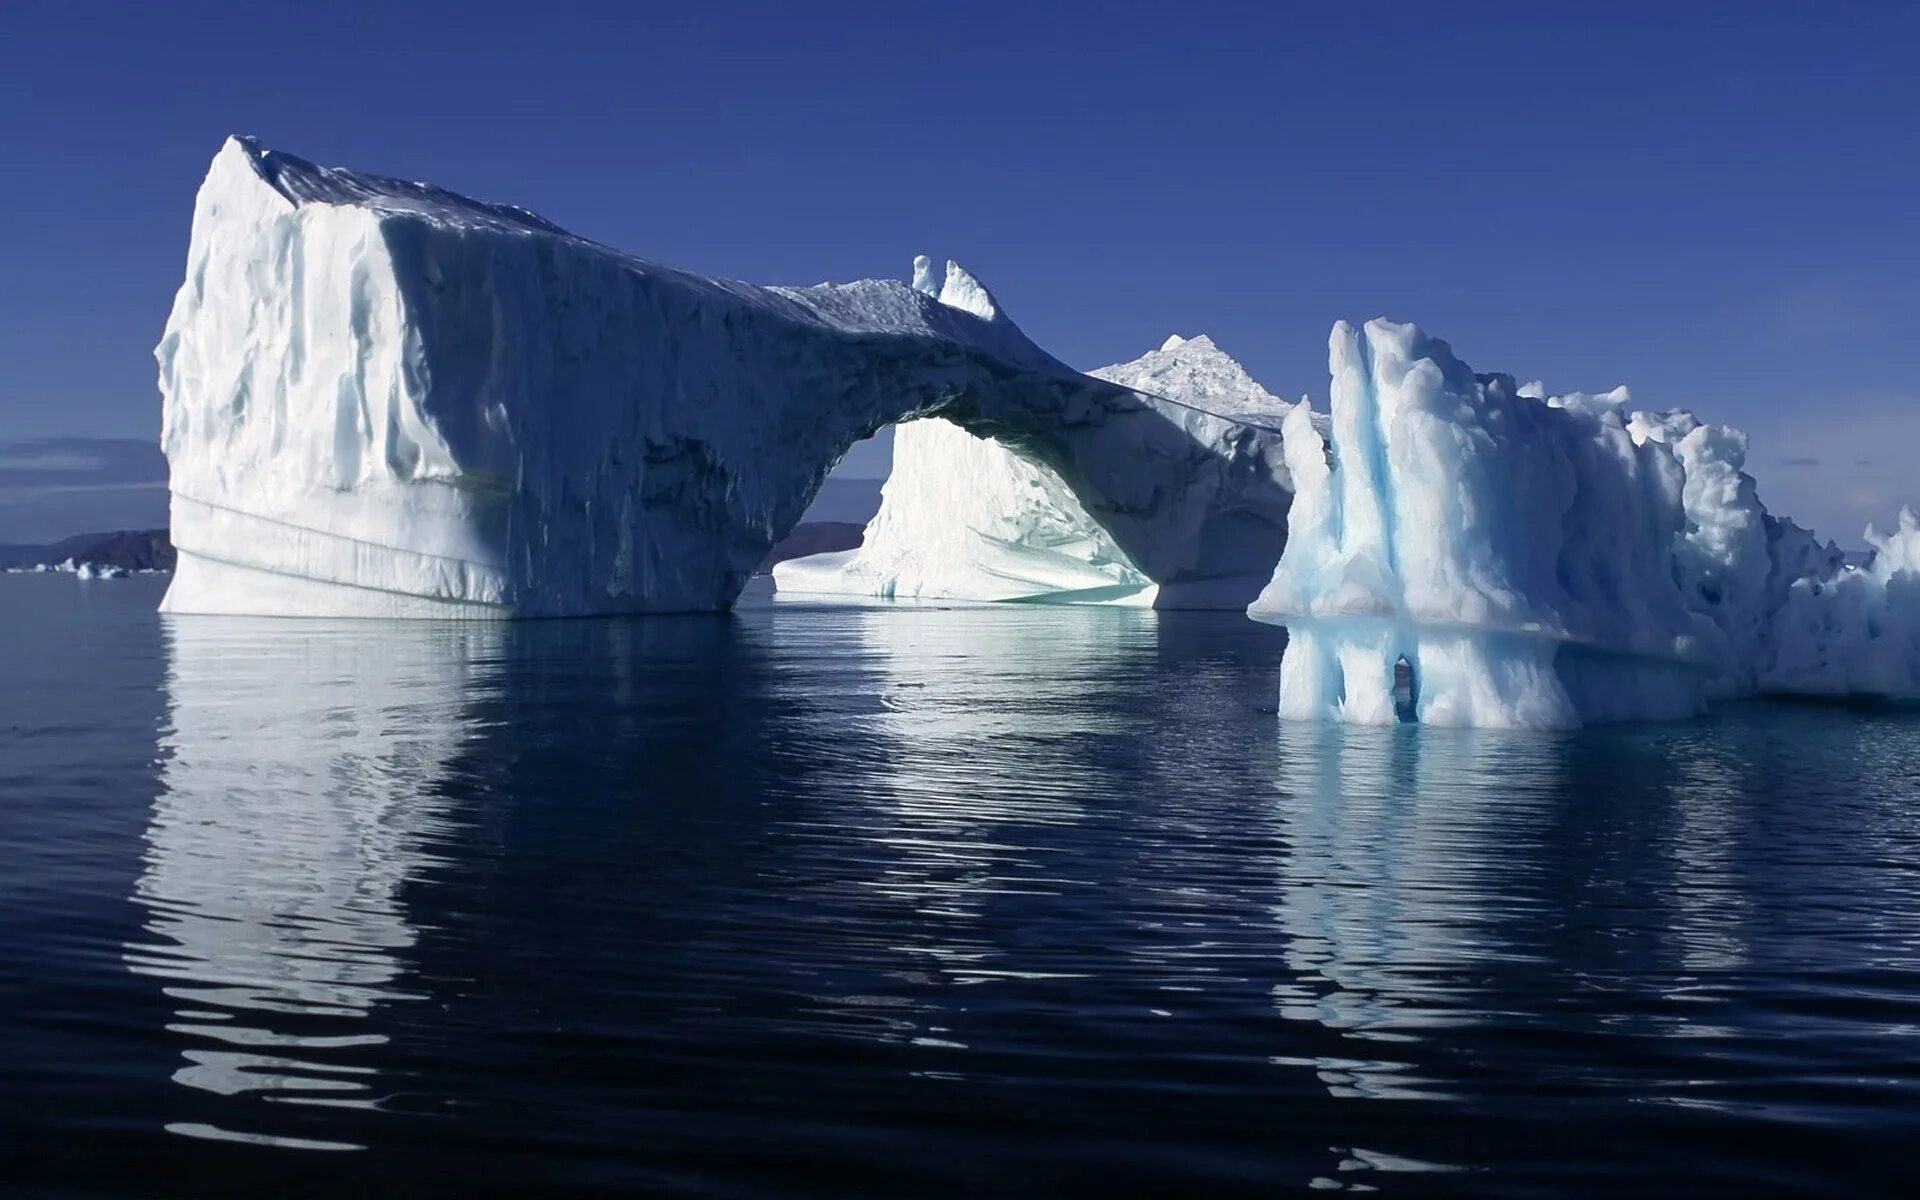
(157, 140, 1291, 617)
(1099, 333, 1296, 425)
(774, 329, 1294, 606)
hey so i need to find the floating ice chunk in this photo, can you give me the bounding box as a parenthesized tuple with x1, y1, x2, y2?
(1253, 319, 1916, 725)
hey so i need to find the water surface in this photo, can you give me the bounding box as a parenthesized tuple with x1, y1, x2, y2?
(4, 574, 1919, 1197)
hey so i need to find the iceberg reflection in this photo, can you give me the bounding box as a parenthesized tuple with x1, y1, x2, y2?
(761, 605, 1157, 1063)
(1268, 721, 1561, 1100)
(123, 617, 499, 1150)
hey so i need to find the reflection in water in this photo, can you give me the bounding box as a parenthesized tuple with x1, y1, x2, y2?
(780, 606, 1154, 1059)
(11, 579, 1908, 1194)
(1658, 733, 1752, 974)
(123, 618, 499, 1150)
(1267, 722, 1562, 1102)
(845, 602, 1137, 904)
(1259, 709, 1920, 1145)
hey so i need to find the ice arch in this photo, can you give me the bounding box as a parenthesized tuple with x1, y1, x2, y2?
(778, 415, 1162, 605)
(775, 332, 1300, 607)
(157, 138, 1291, 617)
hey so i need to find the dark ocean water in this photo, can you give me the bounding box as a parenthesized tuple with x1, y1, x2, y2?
(4, 574, 1920, 1198)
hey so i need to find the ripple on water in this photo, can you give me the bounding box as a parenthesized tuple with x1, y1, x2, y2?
(3, 580, 1920, 1195)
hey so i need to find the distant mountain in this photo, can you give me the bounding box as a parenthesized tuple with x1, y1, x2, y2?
(2, 528, 174, 572)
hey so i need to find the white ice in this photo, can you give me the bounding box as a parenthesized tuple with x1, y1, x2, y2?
(1617, 408, 1846, 696)
(147, 138, 1920, 721)
(1251, 319, 1717, 729)
(1253, 319, 1919, 727)
(1764, 508, 1920, 699)
(157, 140, 1290, 617)
(775, 323, 1294, 606)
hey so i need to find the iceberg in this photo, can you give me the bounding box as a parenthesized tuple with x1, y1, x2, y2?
(1764, 509, 1920, 699)
(1252, 320, 1920, 728)
(1251, 319, 1716, 729)
(156, 139, 1291, 618)
(774, 331, 1295, 606)
(774, 416, 1157, 605)
(149, 138, 1920, 716)
(1617, 407, 1845, 696)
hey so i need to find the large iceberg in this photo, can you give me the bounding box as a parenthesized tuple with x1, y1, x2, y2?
(157, 139, 1291, 617)
(774, 332, 1295, 606)
(151, 139, 1920, 719)
(1253, 320, 1719, 729)
(1253, 319, 1916, 728)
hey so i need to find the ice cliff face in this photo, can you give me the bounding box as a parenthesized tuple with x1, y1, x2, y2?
(1766, 509, 1920, 698)
(1251, 320, 1919, 728)
(152, 139, 1920, 718)
(1251, 320, 1715, 729)
(1617, 408, 1847, 696)
(156, 139, 1291, 617)
(774, 331, 1294, 606)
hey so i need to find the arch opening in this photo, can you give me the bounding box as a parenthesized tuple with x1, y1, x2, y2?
(782, 414, 1159, 605)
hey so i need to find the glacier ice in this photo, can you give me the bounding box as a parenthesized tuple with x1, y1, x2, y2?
(148, 137, 1920, 722)
(1251, 319, 1717, 729)
(1617, 407, 1845, 696)
(1252, 319, 1919, 727)
(774, 416, 1157, 605)
(774, 329, 1295, 606)
(156, 139, 1292, 617)
(1099, 332, 1300, 425)
(1764, 509, 1920, 699)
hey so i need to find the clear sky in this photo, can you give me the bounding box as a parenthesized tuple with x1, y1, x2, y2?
(2, 0, 1915, 543)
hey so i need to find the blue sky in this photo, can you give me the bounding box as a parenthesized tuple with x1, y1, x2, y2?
(2, 0, 1915, 543)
